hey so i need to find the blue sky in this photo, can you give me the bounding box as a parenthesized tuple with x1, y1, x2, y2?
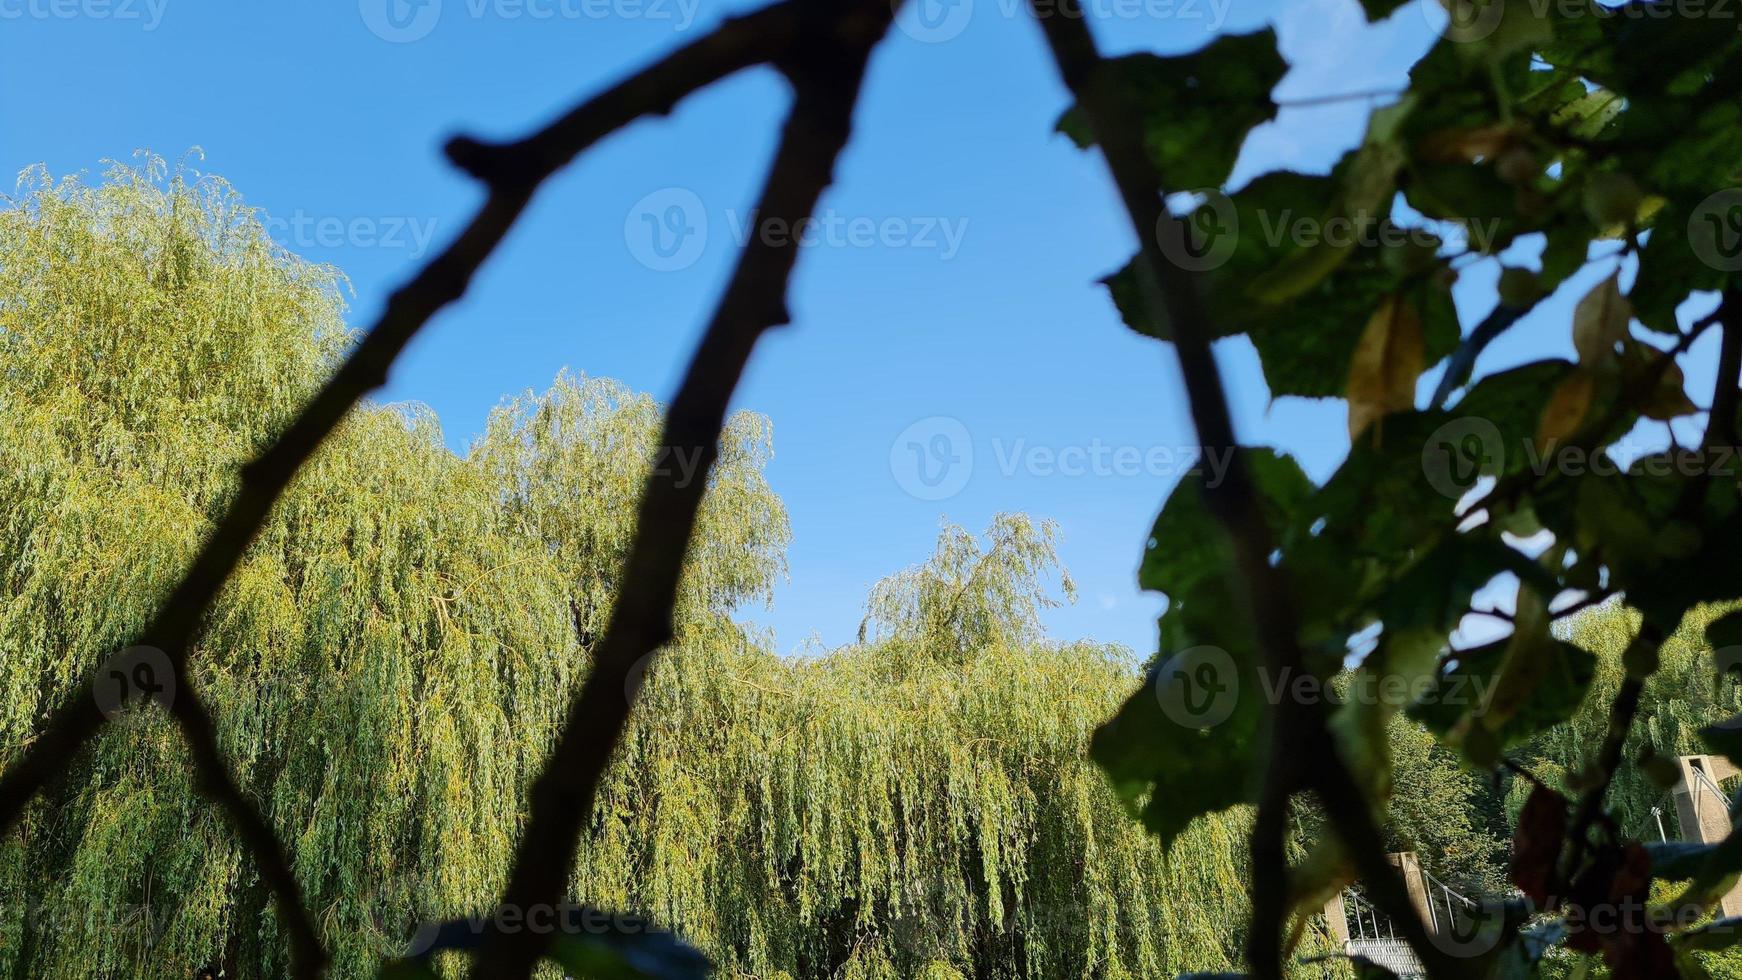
(1, 0, 1720, 655)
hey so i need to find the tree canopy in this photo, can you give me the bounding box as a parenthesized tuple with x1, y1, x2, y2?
(0, 158, 1270, 980)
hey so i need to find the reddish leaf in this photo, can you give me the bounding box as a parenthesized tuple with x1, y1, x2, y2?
(1598, 843, 1675, 980)
(1511, 784, 1568, 904)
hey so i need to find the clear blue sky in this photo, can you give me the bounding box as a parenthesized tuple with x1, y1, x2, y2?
(1, 0, 1719, 654)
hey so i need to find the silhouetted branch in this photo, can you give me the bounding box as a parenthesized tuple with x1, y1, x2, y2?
(468, 2, 897, 977)
(1024, 7, 1462, 980)
(0, 6, 804, 978)
(1429, 301, 1534, 410)
(1706, 288, 1742, 452)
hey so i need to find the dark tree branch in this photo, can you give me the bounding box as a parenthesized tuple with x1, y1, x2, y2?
(1706, 288, 1742, 452)
(1024, 7, 1463, 980)
(1554, 631, 1653, 894)
(0, 7, 803, 977)
(1429, 301, 1534, 410)
(467, 3, 896, 977)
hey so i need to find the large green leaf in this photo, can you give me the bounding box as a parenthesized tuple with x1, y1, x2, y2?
(1632, 198, 1733, 335)
(1358, 0, 1409, 21)
(1094, 448, 1314, 844)
(1102, 171, 1334, 343)
(1540, 1, 1742, 99)
(1647, 841, 1721, 882)
(1058, 30, 1287, 190)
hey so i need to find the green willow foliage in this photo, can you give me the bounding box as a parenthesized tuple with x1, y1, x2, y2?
(1514, 603, 1742, 844)
(0, 161, 1280, 978)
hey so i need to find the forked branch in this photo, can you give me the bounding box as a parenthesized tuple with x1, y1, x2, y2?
(0, 5, 804, 977)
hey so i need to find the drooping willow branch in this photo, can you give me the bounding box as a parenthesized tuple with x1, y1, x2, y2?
(1023, 6, 1463, 980)
(467, 4, 897, 976)
(0, 6, 801, 977)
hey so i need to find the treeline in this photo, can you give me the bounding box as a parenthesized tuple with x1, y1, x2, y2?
(0, 160, 1273, 979)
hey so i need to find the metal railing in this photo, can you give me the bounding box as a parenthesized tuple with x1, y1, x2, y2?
(1419, 867, 1479, 940)
(1339, 889, 1425, 978)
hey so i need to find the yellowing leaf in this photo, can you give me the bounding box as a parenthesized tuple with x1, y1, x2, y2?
(1347, 294, 1425, 439)
(1419, 122, 1518, 163)
(1572, 273, 1630, 366)
(1536, 368, 1598, 445)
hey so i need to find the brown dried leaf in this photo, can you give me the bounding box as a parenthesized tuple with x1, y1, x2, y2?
(1347, 293, 1425, 439)
(1536, 368, 1598, 446)
(1572, 273, 1630, 366)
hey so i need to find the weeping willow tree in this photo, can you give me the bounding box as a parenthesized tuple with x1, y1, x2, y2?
(0, 158, 1283, 978)
(0, 156, 785, 979)
(596, 515, 1272, 979)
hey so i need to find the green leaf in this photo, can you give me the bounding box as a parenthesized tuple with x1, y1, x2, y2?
(1402, 162, 1527, 254)
(1246, 100, 1416, 305)
(1609, 472, 1742, 631)
(1377, 533, 1547, 638)
(1674, 917, 1742, 953)
(1707, 612, 1742, 678)
(1095, 449, 1314, 844)
(1540, 2, 1741, 99)
(1100, 166, 1464, 392)
(1632, 198, 1732, 334)
(1250, 262, 1458, 399)
(1701, 714, 1742, 772)
(1058, 30, 1287, 189)
(1305, 410, 1464, 561)
(1357, 0, 1410, 21)
(1090, 655, 1268, 846)
(1647, 841, 1721, 882)
(1454, 359, 1577, 467)
(545, 925, 712, 980)
(1139, 448, 1313, 600)
(1671, 824, 1742, 917)
(1539, 220, 1593, 293)
(1632, 99, 1742, 195)
(1102, 171, 1332, 343)
(1146, 448, 1314, 655)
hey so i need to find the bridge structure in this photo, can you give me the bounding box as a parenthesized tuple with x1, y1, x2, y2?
(1322, 754, 1742, 977)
